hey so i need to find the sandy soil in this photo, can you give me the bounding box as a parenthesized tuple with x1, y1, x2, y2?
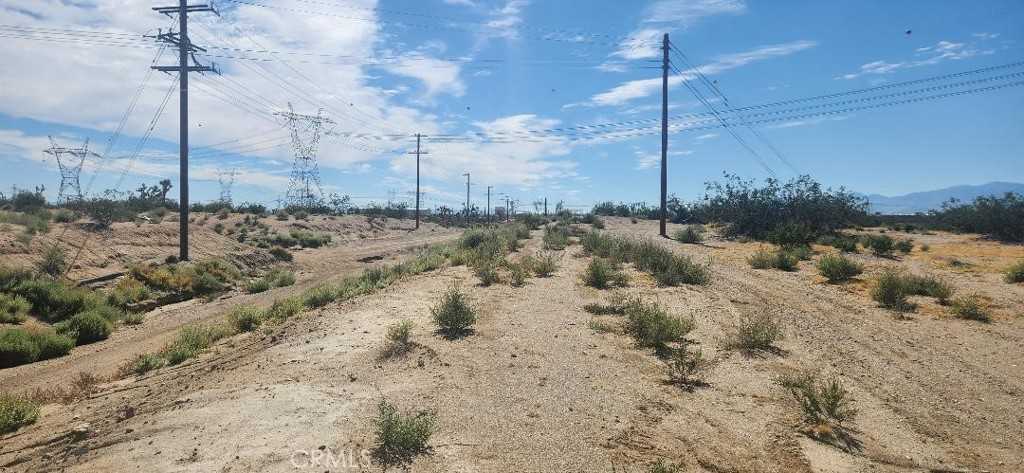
(1, 217, 1022, 472)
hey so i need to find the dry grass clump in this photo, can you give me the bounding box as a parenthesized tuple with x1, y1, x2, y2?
(582, 258, 629, 289)
(0, 293, 30, 324)
(1005, 260, 1024, 283)
(0, 393, 40, 434)
(0, 327, 75, 368)
(581, 231, 710, 286)
(816, 254, 863, 283)
(530, 251, 559, 277)
(381, 320, 415, 358)
(871, 269, 954, 312)
(673, 225, 704, 244)
(776, 370, 857, 442)
(663, 344, 706, 388)
(372, 400, 436, 469)
(431, 286, 476, 337)
(36, 244, 67, 278)
(245, 268, 296, 294)
(542, 224, 571, 250)
(726, 313, 784, 353)
(864, 234, 895, 257)
(949, 295, 991, 322)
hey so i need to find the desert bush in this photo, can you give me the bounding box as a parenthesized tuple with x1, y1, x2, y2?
(274, 209, 290, 221)
(870, 270, 913, 312)
(382, 320, 415, 357)
(131, 259, 239, 299)
(664, 345, 706, 387)
(301, 285, 338, 308)
(929, 192, 1024, 242)
(700, 174, 867, 243)
(125, 353, 166, 376)
(36, 244, 67, 278)
(372, 400, 436, 468)
(472, 259, 501, 286)
(623, 300, 693, 356)
(673, 225, 704, 244)
(1004, 260, 1024, 283)
(583, 293, 639, 315)
(508, 262, 528, 287)
(122, 312, 145, 325)
(776, 371, 857, 434)
(53, 209, 78, 223)
(246, 268, 295, 294)
(269, 247, 293, 262)
(106, 277, 150, 308)
(0, 294, 30, 324)
(747, 248, 797, 271)
(289, 229, 331, 248)
(56, 310, 114, 345)
(895, 239, 914, 254)
(866, 234, 895, 257)
(785, 245, 813, 261)
(920, 243, 930, 252)
(582, 258, 628, 289)
(531, 251, 559, 277)
(950, 295, 991, 322)
(227, 305, 264, 332)
(0, 327, 75, 368)
(726, 313, 784, 353)
(816, 254, 863, 283)
(216, 208, 230, 220)
(431, 286, 476, 337)
(162, 324, 231, 365)
(12, 279, 106, 323)
(647, 460, 682, 473)
(582, 232, 709, 286)
(0, 210, 50, 235)
(0, 266, 33, 292)
(212, 222, 225, 234)
(0, 394, 39, 434)
(263, 298, 303, 323)
(897, 273, 954, 304)
(542, 224, 570, 250)
(293, 210, 309, 220)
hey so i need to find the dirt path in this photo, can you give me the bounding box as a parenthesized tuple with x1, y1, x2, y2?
(0, 228, 459, 394)
(2, 221, 1022, 472)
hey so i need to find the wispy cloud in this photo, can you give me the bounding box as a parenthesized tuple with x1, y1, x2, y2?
(837, 39, 995, 80)
(604, 0, 746, 68)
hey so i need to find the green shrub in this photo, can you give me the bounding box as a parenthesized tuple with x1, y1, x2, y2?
(928, 192, 1023, 242)
(816, 254, 863, 283)
(56, 310, 114, 345)
(867, 234, 895, 257)
(651, 253, 711, 286)
(726, 313, 784, 353)
(673, 225, 704, 244)
(0, 327, 74, 368)
(819, 234, 858, 253)
(0, 266, 33, 292)
(664, 345, 706, 387)
(508, 262, 528, 287)
(895, 239, 914, 254)
(372, 400, 436, 469)
(227, 305, 264, 332)
(748, 248, 798, 271)
(263, 298, 303, 323)
(648, 460, 682, 473)
(106, 277, 150, 308)
(582, 258, 627, 289)
(213, 222, 225, 234)
(472, 260, 501, 286)
(13, 279, 101, 323)
(302, 285, 337, 308)
(0, 294, 30, 324)
(289, 230, 331, 248)
(1005, 260, 1024, 283)
(431, 286, 476, 337)
(126, 353, 166, 375)
(871, 270, 913, 312)
(901, 273, 953, 303)
(776, 371, 857, 432)
(785, 245, 813, 261)
(53, 209, 78, 223)
(542, 225, 570, 250)
(162, 324, 230, 365)
(36, 244, 67, 277)
(623, 300, 693, 356)
(950, 295, 991, 322)
(532, 251, 559, 277)
(245, 278, 272, 294)
(382, 320, 415, 357)
(269, 247, 293, 262)
(0, 394, 40, 434)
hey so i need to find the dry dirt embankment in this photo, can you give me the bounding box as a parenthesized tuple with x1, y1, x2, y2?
(2, 219, 1022, 472)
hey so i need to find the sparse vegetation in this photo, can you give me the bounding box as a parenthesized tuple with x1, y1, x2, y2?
(817, 254, 863, 283)
(581, 232, 710, 286)
(269, 247, 293, 262)
(895, 239, 914, 254)
(542, 224, 570, 250)
(106, 277, 150, 309)
(0, 294, 30, 324)
(673, 224, 704, 244)
(950, 295, 991, 322)
(871, 270, 913, 312)
(664, 344, 706, 388)
(748, 247, 798, 271)
(531, 251, 559, 277)
(623, 299, 694, 356)
(246, 268, 296, 294)
(36, 244, 66, 277)
(726, 313, 784, 353)
(0, 393, 40, 434)
(431, 286, 476, 337)
(1005, 260, 1024, 283)
(382, 320, 415, 357)
(929, 192, 1024, 242)
(776, 371, 857, 438)
(582, 258, 628, 289)
(227, 305, 264, 332)
(0, 327, 75, 368)
(865, 234, 895, 257)
(56, 310, 115, 345)
(372, 400, 436, 469)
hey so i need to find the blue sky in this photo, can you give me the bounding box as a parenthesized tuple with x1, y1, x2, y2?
(0, 0, 1021, 212)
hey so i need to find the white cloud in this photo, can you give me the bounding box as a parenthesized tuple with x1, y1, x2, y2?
(838, 38, 994, 80)
(484, 0, 529, 39)
(383, 55, 467, 99)
(583, 40, 816, 107)
(641, 0, 746, 26)
(634, 151, 660, 170)
(694, 133, 718, 141)
(972, 32, 1000, 40)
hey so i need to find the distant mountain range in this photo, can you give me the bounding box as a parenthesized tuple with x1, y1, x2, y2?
(864, 182, 1024, 214)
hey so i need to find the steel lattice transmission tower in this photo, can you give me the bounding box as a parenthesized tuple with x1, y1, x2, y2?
(276, 103, 334, 209)
(217, 168, 238, 205)
(44, 136, 98, 205)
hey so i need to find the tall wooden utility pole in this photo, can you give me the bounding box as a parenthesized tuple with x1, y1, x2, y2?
(660, 32, 670, 238)
(407, 134, 428, 229)
(463, 172, 470, 221)
(486, 186, 492, 223)
(151, 1, 218, 261)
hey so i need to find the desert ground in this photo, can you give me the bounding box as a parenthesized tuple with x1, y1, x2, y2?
(2, 217, 1023, 472)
